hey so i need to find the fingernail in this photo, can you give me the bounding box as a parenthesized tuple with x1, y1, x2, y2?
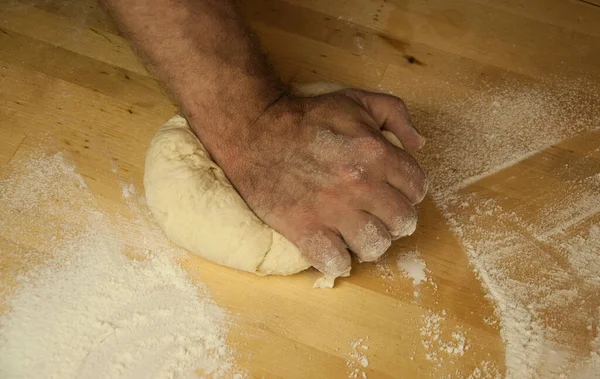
(417, 134, 426, 148)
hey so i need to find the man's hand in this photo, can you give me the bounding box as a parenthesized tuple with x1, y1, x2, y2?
(192, 88, 427, 278)
(103, 0, 427, 277)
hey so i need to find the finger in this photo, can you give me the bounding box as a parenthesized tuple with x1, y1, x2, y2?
(335, 211, 391, 262)
(345, 89, 425, 152)
(385, 147, 428, 204)
(296, 229, 352, 277)
(360, 183, 418, 240)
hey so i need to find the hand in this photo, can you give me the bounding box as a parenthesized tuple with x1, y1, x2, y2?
(195, 88, 427, 278)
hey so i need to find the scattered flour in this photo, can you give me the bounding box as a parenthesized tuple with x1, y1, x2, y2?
(353, 33, 365, 53)
(467, 361, 502, 379)
(420, 310, 470, 368)
(375, 245, 438, 297)
(121, 182, 136, 199)
(411, 78, 600, 199)
(0, 151, 241, 378)
(346, 338, 370, 379)
(375, 261, 395, 281)
(400, 75, 600, 378)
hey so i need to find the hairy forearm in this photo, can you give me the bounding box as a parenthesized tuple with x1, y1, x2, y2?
(102, 0, 284, 148)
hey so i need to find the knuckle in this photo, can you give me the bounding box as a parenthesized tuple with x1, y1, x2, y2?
(354, 135, 387, 164)
(339, 164, 369, 185)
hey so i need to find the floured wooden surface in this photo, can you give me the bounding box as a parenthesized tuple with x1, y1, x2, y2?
(1, 0, 599, 377)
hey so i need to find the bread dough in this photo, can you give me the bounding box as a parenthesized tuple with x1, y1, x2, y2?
(144, 83, 401, 280)
(144, 113, 311, 275)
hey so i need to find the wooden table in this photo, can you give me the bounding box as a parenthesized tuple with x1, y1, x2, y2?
(1, 0, 599, 377)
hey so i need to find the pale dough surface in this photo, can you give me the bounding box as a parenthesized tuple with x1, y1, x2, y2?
(144, 115, 311, 275)
(144, 83, 401, 279)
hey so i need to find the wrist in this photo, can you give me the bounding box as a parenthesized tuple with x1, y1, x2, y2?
(184, 79, 285, 129)
(183, 75, 287, 160)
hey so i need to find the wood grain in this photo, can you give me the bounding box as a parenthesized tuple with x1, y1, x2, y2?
(1, 0, 599, 377)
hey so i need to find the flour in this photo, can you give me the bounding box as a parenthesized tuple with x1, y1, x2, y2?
(374, 244, 438, 297)
(121, 182, 136, 198)
(531, 174, 600, 240)
(346, 338, 369, 379)
(420, 310, 470, 368)
(411, 78, 600, 199)
(0, 151, 241, 378)
(558, 225, 600, 287)
(397, 250, 427, 285)
(397, 75, 600, 378)
(374, 260, 396, 293)
(467, 361, 502, 379)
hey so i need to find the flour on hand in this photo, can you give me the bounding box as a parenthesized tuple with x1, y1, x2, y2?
(144, 83, 404, 285)
(144, 115, 311, 276)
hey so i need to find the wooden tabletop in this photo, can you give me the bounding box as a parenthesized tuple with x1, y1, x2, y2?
(1, 0, 599, 378)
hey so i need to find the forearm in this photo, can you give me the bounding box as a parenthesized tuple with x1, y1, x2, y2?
(102, 0, 284, 149)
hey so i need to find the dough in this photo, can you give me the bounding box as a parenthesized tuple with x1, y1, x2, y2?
(144, 114, 310, 275)
(144, 83, 401, 280)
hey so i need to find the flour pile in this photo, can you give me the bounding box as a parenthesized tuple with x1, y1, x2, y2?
(0, 151, 239, 378)
(397, 250, 427, 286)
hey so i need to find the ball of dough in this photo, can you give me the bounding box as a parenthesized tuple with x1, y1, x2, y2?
(144, 83, 401, 279)
(144, 115, 311, 275)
